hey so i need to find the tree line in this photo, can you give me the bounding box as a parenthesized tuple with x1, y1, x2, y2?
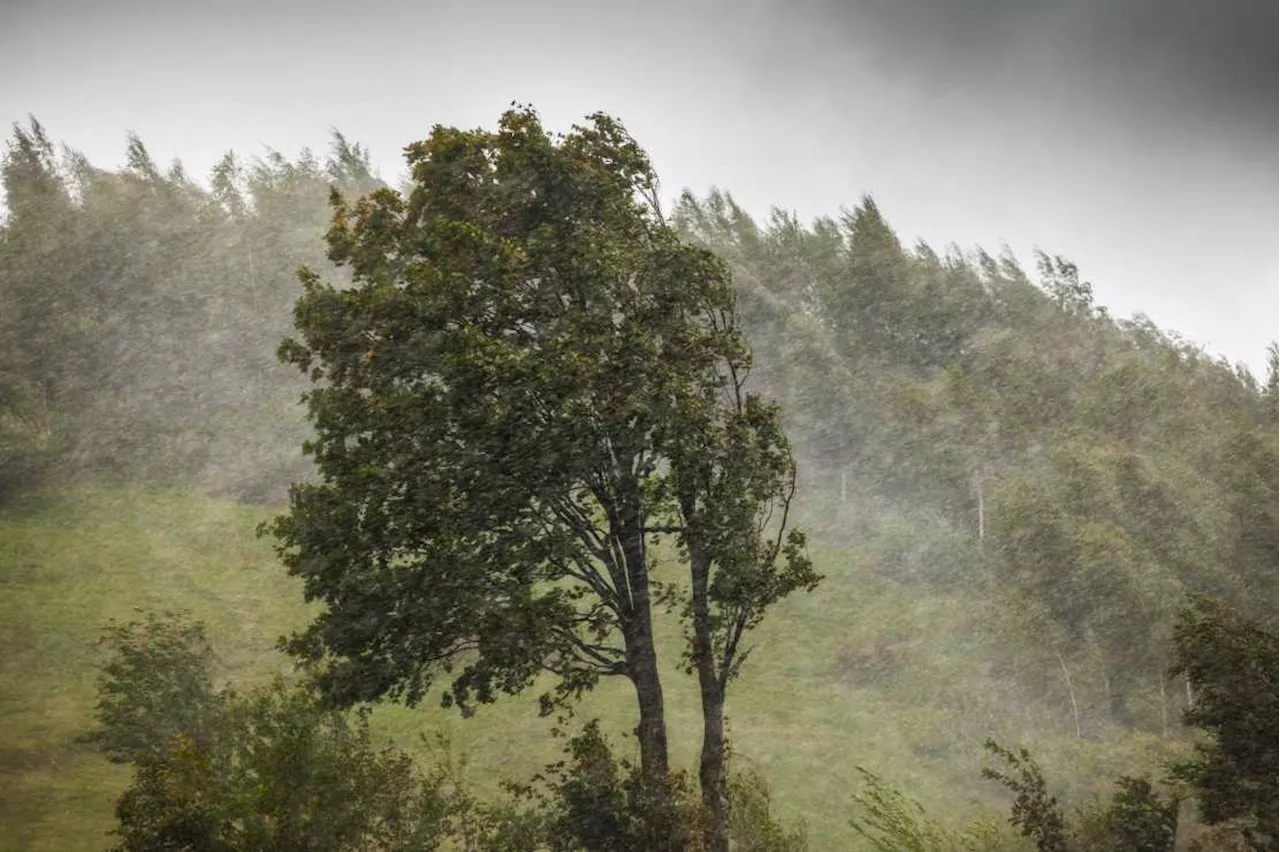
(3, 106, 1276, 849)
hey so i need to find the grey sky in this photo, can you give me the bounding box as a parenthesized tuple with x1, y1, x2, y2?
(3, 0, 1276, 371)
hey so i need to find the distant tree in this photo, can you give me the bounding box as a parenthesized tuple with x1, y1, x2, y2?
(1265, 342, 1278, 421)
(821, 196, 911, 364)
(81, 611, 221, 766)
(269, 106, 815, 851)
(0, 118, 94, 417)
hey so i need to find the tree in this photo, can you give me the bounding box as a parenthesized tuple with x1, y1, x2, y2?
(268, 106, 815, 849)
(81, 611, 221, 766)
(0, 118, 95, 421)
(1265, 342, 1278, 421)
(982, 740, 1071, 852)
(821, 196, 911, 364)
(1170, 597, 1278, 849)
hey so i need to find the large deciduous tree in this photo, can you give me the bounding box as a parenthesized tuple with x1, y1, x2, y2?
(269, 106, 816, 848)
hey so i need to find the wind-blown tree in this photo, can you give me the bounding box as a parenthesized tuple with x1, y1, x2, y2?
(1, 118, 381, 500)
(1171, 597, 1278, 848)
(269, 106, 816, 850)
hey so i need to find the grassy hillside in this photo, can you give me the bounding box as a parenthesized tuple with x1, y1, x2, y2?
(0, 485, 1185, 850)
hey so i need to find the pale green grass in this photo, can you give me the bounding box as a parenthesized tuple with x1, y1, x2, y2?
(0, 486, 1181, 850)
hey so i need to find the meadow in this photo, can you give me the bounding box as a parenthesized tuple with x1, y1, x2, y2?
(0, 485, 1181, 850)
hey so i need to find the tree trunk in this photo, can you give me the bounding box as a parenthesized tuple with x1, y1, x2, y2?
(617, 475, 670, 780)
(690, 540, 730, 852)
(1158, 668, 1169, 738)
(1056, 649, 1082, 740)
(624, 615, 669, 780)
(698, 687, 729, 852)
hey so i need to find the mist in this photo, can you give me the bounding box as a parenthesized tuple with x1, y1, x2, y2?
(2, 0, 1275, 369)
(2, 2, 1276, 849)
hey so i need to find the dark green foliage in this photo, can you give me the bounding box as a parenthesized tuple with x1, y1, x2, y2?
(268, 107, 813, 852)
(87, 613, 457, 852)
(1098, 777, 1178, 852)
(271, 105, 733, 726)
(982, 740, 1070, 852)
(109, 685, 456, 852)
(505, 723, 806, 852)
(982, 742, 1181, 852)
(1171, 598, 1278, 848)
(533, 720, 708, 852)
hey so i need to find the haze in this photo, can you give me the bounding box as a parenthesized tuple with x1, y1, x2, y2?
(2, 0, 1276, 370)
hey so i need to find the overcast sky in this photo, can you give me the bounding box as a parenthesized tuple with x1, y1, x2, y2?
(2, 0, 1276, 371)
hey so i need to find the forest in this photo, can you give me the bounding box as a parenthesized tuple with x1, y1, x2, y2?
(0, 108, 1275, 851)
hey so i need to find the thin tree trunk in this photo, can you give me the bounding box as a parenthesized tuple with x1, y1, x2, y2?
(1056, 649, 1082, 740)
(689, 539, 730, 852)
(974, 473, 985, 548)
(1158, 668, 1169, 738)
(617, 485, 669, 781)
(625, 623, 669, 779)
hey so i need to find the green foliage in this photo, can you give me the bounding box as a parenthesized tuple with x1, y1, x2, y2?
(0, 370, 60, 500)
(528, 720, 708, 851)
(982, 741, 1181, 852)
(87, 612, 458, 852)
(273, 103, 788, 708)
(5, 110, 1276, 852)
(270, 109, 812, 852)
(726, 768, 809, 852)
(672, 190, 1274, 742)
(0, 118, 376, 501)
(81, 611, 220, 766)
(1171, 597, 1278, 848)
(849, 767, 1028, 852)
(1097, 777, 1178, 852)
(109, 685, 457, 852)
(982, 741, 1070, 852)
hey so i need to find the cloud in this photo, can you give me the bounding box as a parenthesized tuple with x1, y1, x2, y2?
(798, 0, 1277, 139)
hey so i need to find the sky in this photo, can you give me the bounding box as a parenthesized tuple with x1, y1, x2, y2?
(2, 0, 1276, 371)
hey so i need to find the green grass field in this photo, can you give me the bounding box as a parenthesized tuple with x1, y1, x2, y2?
(0, 485, 1181, 850)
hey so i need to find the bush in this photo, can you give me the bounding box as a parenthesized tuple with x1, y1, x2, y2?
(86, 612, 457, 851)
(982, 741, 1179, 852)
(530, 720, 708, 852)
(114, 686, 457, 852)
(849, 766, 1028, 852)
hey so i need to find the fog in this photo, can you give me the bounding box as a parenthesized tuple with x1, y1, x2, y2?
(3, 0, 1275, 369)
(2, 2, 1277, 848)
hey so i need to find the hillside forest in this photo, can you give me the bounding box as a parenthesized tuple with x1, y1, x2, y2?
(0, 109, 1275, 851)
